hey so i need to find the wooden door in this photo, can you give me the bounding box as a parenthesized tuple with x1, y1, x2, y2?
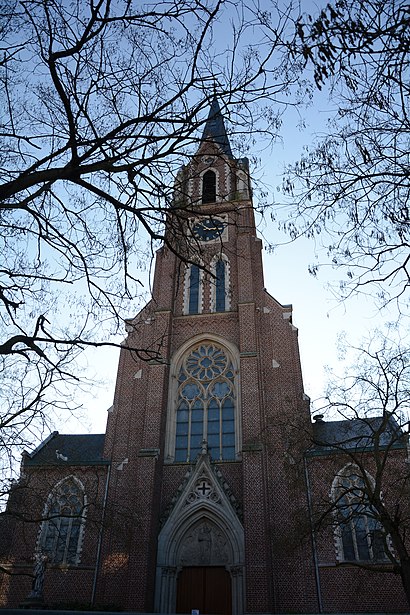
(176, 566, 232, 615)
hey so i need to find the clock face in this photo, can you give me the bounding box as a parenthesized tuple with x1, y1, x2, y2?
(192, 217, 226, 242)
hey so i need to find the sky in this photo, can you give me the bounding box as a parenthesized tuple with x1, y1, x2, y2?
(68, 100, 397, 436)
(42, 0, 402, 437)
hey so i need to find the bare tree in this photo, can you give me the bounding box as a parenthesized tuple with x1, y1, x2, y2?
(281, 0, 410, 307)
(307, 331, 410, 606)
(1, 0, 304, 483)
(0, 457, 115, 604)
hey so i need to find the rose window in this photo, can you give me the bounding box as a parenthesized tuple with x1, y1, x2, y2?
(185, 345, 227, 380)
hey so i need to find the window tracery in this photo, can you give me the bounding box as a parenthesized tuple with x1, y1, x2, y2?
(39, 476, 86, 565)
(174, 344, 236, 462)
(332, 465, 387, 562)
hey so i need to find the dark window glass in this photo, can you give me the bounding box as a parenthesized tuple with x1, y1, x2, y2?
(175, 446, 187, 462)
(215, 260, 226, 312)
(336, 471, 388, 562)
(41, 479, 84, 565)
(371, 528, 387, 560)
(223, 447, 235, 460)
(202, 170, 216, 203)
(341, 524, 356, 560)
(188, 265, 200, 314)
(355, 517, 371, 560)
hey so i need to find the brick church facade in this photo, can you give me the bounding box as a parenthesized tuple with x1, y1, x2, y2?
(0, 100, 408, 613)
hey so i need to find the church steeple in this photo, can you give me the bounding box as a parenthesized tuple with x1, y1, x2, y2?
(172, 97, 248, 215)
(201, 97, 233, 158)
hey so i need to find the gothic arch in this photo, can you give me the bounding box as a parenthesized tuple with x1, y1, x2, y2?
(201, 168, 218, 203)
(155, 454, 245, 614)
(164, 335, 241, 463)
(38, 475, 87, 566)
(183, 262, 204, 315)
(161, 505, 240, 567)
(331, 463, 387, 562)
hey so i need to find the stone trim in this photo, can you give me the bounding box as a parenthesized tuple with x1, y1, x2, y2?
(155, 453, 245, 615)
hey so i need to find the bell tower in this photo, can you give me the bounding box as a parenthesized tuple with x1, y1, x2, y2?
(150, 96, 257, 320)
(98, 98, 317, 614)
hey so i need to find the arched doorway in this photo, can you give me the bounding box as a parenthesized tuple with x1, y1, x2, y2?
(176, 519, 232, 615)
(155, 454, 244, 615)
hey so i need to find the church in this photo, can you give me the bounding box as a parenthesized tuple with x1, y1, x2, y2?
(0, 99, 407, 613)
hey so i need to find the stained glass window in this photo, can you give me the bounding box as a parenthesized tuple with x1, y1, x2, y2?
(175, 344, 236, 462)
(40, 477, 85, 565)
(334, 467, 387, 562)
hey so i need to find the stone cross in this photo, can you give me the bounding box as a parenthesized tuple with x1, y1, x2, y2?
(197, 480, 212, 497)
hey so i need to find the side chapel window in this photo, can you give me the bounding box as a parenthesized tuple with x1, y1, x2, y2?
(40, 476, 86, 565)
(333, 465, 387, 562)
(202, 170, 216, 204)
(175, 343, 236, 462)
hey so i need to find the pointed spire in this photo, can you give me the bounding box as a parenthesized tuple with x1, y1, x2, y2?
(201, 97, 233, 158)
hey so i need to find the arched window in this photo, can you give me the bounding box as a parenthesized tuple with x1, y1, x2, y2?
(333, 465, 387, 562)
(215, 259, 226, 312)
(40, 477, 86, 565)
(174, 343, 236, 462)
(210, 255, 230, 312)
(184, 264, 202, 315)
(202, 170, 216, 203)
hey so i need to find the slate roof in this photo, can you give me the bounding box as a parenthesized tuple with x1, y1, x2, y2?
(23, 432, 107, 467)
(201, 97, 233, 158)
(310, 416, 405, 455)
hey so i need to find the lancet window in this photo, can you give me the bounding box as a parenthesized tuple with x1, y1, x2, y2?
(184, 264, 203, 315)
(210, 255, 230, 312)
(188, 265, 200, 314)
(333, 465, 387, 562)
(39, 476, 86, 565)
(215, 259, 226, 311)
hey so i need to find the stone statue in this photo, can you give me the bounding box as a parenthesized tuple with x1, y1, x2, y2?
(28, 552, 47, 600)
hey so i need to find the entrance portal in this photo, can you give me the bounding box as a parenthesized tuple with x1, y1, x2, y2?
(155, 454, 245, 614)
(176, 566, 232, 615)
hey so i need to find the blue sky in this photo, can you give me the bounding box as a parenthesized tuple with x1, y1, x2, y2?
(55, 0, 403, 435)
(68, 98, 398, 435)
